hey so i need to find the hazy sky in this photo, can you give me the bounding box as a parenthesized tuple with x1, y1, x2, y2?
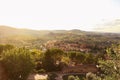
(0, 0, 120, 31)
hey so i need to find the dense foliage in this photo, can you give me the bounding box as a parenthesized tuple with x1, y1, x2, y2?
(0, 44, 14, 54)
(1, 48, 34, 80)
(0, 27, 120, 80)
(95, 44, 120, 80)
(0, 43, 120, 80)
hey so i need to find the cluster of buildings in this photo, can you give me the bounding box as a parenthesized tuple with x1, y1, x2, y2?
(45, 40, 91, 53)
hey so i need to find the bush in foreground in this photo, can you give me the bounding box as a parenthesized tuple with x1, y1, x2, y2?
(1, 48, 34, 80)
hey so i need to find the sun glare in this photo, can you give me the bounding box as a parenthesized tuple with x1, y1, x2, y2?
(0, 0, 120, 31)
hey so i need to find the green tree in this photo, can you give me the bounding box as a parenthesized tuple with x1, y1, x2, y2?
(93, 44, 120, 80)
(69, 52, 76, 60)
(42, 48, 64, 72)
(1, 48, 34, 80)
(84, 53, 96, 64)
(76, 52, 86, 63)
(68, 75, 75, 80)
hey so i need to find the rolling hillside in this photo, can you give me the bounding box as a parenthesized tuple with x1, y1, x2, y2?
(0, 26, 120, 50)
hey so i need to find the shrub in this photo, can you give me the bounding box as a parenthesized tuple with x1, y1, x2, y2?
(0, 44, 14, 55)
(86, 72, 97, 80)
(1, 48, 35, 80)
(47, 72, 58, 80)
(68, 75, 81, 80)
(68, 75, 75, 80)
(38, 69, 46, 74)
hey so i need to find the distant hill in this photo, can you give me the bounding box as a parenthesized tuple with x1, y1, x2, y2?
(0, 26, 52, 40)
(0, 26, 120, 49)
(0, 26, 86, 39)
(0, 26, 51, 46)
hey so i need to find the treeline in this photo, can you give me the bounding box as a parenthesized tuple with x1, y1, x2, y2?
(45, 33, 120, 54)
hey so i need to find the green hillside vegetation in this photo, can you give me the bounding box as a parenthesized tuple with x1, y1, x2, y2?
(0, 26, 120, 80)
(0, 26, 120, 49)
(0, 44, 120, 80)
